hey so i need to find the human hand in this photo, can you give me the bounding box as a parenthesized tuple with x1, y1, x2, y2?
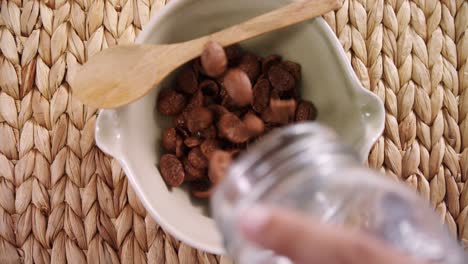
(238, 206, 424, 264)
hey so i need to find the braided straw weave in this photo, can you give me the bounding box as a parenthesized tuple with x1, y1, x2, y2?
(0, 0, 466, 263)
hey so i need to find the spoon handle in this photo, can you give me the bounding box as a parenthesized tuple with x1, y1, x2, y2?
(183, 0, 341, 56)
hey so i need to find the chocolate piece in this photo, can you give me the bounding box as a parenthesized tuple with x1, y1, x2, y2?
(199, 79, 220, 97)
(282, 61, 301, 81)
(224, 44, 243, 64)
(190, 180, 213, 199)
(262, 99, 297, 125)
(177, 67, 199, 94)
(201, 41, 228, 78)
(252, 78, 271, 113)
(162, 128, 178, 153)
(157, 89, 186, 116)
(262, 54, 282, 73)
(243, 112, 265, 136)
(296, 100, 318, 121)
(217, 113, 251, 143)
(183, 157, 205, 181)
(188, 147, 209, 169)
(200, 139, 220, 159)
(200, 125, 217, 139)
(184, 136, 202, 148)
(268, 64, 296, 92)
(238, 53, 261, 83)
(208, 150, 232, 184)
(223, 69, 253, 107)
(185, 90, 204, 112)
(175, 136, 185, 158)
(186, 107, 214, 133)
(159, 154, 185, 187)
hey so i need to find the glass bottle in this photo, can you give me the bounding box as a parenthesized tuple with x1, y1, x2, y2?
(211, 123, 465, 264)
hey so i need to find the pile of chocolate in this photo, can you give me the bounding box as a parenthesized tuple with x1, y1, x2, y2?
(157, 42, 317, 198)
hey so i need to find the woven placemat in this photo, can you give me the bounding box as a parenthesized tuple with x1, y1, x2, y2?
(0, 0, 466, 263)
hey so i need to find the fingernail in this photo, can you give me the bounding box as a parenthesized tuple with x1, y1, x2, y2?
(238, 206, 272, 237)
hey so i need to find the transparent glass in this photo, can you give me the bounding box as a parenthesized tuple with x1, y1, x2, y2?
(211, 123, 465, 264)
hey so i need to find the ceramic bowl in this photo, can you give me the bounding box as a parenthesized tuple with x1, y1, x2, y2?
(95, 0, 385, 254)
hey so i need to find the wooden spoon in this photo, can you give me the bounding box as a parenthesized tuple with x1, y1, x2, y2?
(71, 0, 341, 108)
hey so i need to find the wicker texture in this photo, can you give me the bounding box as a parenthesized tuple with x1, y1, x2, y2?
(0, 0, 466, 263)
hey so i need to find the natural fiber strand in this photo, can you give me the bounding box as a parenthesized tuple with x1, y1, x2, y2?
(0, 0, 466, 263)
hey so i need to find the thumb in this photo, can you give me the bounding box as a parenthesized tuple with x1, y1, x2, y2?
(238, 206, 422, 264)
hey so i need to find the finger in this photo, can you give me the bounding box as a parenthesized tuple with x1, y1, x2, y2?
(238, 206, 422, 264)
